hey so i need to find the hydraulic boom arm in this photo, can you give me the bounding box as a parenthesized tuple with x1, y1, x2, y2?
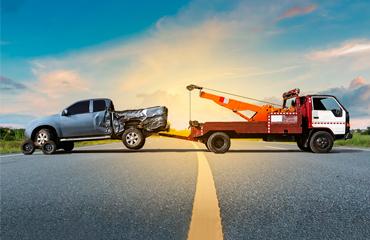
(187, 84, 281, 122)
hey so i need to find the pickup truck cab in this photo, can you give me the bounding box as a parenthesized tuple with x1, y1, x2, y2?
(22, 98, 168, 155)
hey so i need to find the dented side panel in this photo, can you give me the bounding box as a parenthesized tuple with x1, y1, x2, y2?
(99, 106, 168, 135)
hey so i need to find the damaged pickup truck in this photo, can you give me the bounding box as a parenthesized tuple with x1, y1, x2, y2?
(22, 98, 168, 155)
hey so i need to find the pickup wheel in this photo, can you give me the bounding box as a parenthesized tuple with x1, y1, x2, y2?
(296, 136, 311, 152)
(122, 128, 145, 150)
(41, 140, 57, 155)
(61, 142, 74, 152)
(21, 140, 35, 155)
(309, 131, 334, 153)
(207, 132, 230, 154)
(35, 129, 51, 147)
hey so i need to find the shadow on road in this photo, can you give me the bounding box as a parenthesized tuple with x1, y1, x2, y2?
(51, 147, 366, 154)
(55, 149, 304, 154)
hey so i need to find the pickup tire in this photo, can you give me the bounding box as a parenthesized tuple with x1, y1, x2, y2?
(61, 142, 74, 152)
(21, 140, 35, 155)
(122, 128, 145, 150)
(309, 131, 334, 153)
(41, 140, 57, 155)
(35, 129, 51, 147)
(207, 132, 230, 154)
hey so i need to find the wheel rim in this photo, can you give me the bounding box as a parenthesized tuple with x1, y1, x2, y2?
(126, 132, 139, 146)
(37, 132, 48, 145)
(213, 137, 225, 149)
(23, 143, 33, 152)
(44, 143, 53, 152)
(315, 136, 329, 149)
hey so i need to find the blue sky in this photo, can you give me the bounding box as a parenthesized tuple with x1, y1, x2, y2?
(1, 0, 370, 128)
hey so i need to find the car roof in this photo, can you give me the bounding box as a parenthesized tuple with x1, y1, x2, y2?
(75, 98, 111, 102)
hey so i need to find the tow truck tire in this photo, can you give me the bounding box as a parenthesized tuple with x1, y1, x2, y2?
(207, 132, 230, 154)
(122, 128, 145, 150)
(296, 137, 311, 152)
(204, 143, 211, 151)
(21, 140, 35, 155)
(42, 140, 57, 155)
(309, 131, 334, 153)
(62, 142, 74, 152)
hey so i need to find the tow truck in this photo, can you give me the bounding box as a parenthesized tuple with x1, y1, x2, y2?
(160, 84, 352, 153)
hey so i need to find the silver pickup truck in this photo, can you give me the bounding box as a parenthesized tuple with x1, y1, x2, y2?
(21, 98, 168, 155)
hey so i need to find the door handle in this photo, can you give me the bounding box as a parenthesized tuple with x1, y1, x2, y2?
(313, 116, 319, 119)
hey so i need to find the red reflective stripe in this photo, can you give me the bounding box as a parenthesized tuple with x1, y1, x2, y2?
(219, 97, 225, 103)
(313, 122, 345, 124)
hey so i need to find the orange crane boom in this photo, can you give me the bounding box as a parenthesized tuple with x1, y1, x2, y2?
(187, 84, 288, 122)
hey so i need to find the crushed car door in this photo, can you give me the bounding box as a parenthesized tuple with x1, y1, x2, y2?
(92, 99, 112, 135)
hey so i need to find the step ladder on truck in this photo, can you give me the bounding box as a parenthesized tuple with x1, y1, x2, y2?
(159, 84, 352, 153)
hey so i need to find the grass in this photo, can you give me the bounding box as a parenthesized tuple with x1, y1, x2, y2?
(335, 133, 370, 148)
(0, 140, 24, 154)
(74, 139, 119, 147)
(0, 139, 119, 154)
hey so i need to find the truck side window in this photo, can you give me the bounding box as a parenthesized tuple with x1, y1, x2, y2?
(93, 100, 106, 112)
(313, 97, 342, 117)
(67, 101, 90, 115)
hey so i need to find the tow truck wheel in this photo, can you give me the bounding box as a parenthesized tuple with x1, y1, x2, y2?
(62, 142, 74, 152)
(309, 131, 334, 153)
(21, 140, 35, 155)
(204, 143, 211, 151)
(122, 128, 145, 150)
(41, 140, 57, 155)
(296, 137, 311, 152)
(207, 132, 230, 154)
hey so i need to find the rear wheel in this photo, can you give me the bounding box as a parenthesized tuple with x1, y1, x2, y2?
(207, 132, 230, 154)
(296, 136, 311, 152)
(122, 128, 145, 150)
(21, 140, 35, 155)
(309, 131, 334, 153)
(42, 140, 57, 155)
(61, 142, 74, 152)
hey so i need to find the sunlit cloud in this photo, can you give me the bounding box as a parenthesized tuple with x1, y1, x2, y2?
(307, 40, 370, 60)
(1, 0, 369, 129)
(277, 4, 317, 20)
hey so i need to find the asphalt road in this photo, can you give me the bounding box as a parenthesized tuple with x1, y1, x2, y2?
(1, 138, 369, 240)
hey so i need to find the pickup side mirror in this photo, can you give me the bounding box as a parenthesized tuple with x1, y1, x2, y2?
(62, 109, 69, 116)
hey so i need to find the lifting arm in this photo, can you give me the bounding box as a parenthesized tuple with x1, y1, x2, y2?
(187, 84, 273, 121)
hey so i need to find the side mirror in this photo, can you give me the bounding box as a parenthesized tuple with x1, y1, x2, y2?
(331, 109, 343, 117)
(62, 109, 69, 116)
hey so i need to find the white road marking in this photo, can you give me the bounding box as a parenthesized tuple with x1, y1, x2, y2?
(188, 142, 223, 240)
(265, 145, 287, 150)
(0, 153, 24, 158)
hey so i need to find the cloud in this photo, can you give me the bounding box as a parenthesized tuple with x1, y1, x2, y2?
(3, 0, 368, 129)
(31, 69, 89, 97)
(0, 76, 28, 91)
(278, 4, 317, 20)
(0, 113, 36, 128)
(319, 76, 370, 118)
(307, 40, 370, 60)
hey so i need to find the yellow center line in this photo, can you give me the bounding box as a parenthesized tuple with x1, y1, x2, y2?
(187, 142, 224, 240)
